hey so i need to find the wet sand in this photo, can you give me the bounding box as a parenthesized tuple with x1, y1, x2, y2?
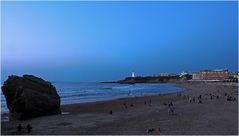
(1, 82, 238, 135)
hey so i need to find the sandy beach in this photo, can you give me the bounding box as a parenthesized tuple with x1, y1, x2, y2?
(1, 82, 238, 135)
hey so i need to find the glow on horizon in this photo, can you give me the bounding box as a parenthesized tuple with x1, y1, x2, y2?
(1, 1, 238, 82)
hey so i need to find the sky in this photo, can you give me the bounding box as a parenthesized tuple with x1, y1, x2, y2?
(1, 1, 238, 82)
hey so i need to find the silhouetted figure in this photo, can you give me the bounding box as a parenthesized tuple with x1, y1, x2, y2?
(109, 110, 113, 115)
(168, 105, 174, 115)
(144, 101, 147, 105)
(171, 106, 174, 114)
(233, 97, 237, 101)
(227, 96, 233, 101)
(198, 96, 202, 104)
(148, 128, 155, 133)
(26, 124, 32, 133)
(149, 99, 152, 106)
(130, 103, 134, 107)
(189, 97, 192, 103)
(17, 124, 22, 133)
(193, 97, 196, 103)
(169, 102, 173, 107)
(123, 103, 127, 109)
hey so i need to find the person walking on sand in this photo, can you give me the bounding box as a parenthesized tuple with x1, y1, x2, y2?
(169, 102, 173, 107)
(26, 124, 32, 133)
(123, 103, 127, 109)
(109, 110, 113, 115)
(168, 104, 174, 115)
(149, 99, 152, 106)
(17, 124, 22, 133)
(198, 95, 202, 104)
(189, 97, 192, 103)
(170, 106, 174, 115)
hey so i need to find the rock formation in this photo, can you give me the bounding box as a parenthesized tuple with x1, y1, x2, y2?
(1, 75, 61, 118)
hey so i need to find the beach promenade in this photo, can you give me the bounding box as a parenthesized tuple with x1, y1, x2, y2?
(1, 82, 238, 135)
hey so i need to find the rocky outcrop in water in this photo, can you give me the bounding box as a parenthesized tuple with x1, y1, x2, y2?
(1, 75, 61, 118)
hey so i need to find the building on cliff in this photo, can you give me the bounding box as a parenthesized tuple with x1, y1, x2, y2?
(192, 69, 229, 81)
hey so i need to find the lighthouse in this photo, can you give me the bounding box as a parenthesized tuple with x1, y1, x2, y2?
(132, 71, 135, 78)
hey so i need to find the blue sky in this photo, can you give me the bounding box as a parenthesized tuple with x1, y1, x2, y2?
(1, 1, 238, 82)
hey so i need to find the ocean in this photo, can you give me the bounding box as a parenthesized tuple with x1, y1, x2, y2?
(1, 82, 183, 114)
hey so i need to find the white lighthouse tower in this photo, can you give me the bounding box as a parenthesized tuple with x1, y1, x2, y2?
(132, 71, 135, 78)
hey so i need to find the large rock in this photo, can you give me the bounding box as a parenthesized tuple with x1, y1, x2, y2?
(1, 75, 61, 118)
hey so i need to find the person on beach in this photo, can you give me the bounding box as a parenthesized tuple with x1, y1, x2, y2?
(130, 103, 134, 107)
(169, 102, 173, 107)
(168, 105, 174, 115)
(149, 99, 152, 106)
(123, 103, 127, 109)
(26, 124, 32, 133)
(109, 110, 113, 115)
(193, 97, 196, 103)
(17, 124, 22, 133)
(145, 101, 147, 105)
(189, 97, 192, 103)
(233, 97, 237, 101)
(167, 102, 174, 115)
(198, 95, 202, 104)
(170, 106, 174, 114)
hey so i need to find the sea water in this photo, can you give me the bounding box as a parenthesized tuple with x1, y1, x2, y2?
(1, 82, 183, 114)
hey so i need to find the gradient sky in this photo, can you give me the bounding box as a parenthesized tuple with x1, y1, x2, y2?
(1, 1, 238, 82)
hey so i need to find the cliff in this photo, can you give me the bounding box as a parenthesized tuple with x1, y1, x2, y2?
(117, 75, 181, 84)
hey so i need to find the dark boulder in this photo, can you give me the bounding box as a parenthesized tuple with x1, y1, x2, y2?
(1, 75, 61, 118)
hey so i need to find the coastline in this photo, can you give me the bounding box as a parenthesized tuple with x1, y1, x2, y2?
(1, 83, 183, 119)
(1, 82, 183, 115)
(1, 82, 238, 135)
